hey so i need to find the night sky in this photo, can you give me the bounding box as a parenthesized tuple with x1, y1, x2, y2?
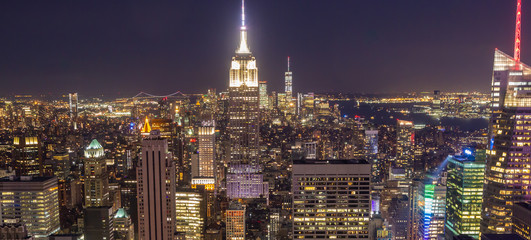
(0, 0, 528, 97)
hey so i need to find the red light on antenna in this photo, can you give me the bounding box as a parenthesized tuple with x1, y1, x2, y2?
(514, 0, 522, 66)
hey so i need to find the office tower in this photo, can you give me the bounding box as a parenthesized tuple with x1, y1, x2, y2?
(136, 131, 176, 240)
(396, 120, 414, 177)
(175, 189, 205, 240)
(445, 149, 485, 239)
(292, 159, 371, 239)
(416, 179, 446, 240)
(0, 176, 60, 239)
(227, 0, 267, 200)
(285, 56, 292, 98)
(84, 139, 109, 207)
(69, 93, 78, 129)
(114, 208, 134, 240)
(12, 136, 42, 176)
(259, 81, 268, 110)
(513, 202, 531, 240)
(482, 1, 531, 233)
(226, 201, 245, 240)
(192, 120, 216, 189)
(228, 0, 259, 166)
(84, 206, 114, 240)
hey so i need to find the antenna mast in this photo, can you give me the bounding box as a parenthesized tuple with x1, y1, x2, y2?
(515, 0, 522, 68)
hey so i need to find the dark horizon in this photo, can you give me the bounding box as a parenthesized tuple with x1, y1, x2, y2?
(0, 0, 527, 96)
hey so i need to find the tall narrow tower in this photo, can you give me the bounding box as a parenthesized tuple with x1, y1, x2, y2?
(228, 0, 260, 167)
(481, 0, 531, 235)
(226, 0, 268, 200)
(285, 57, 293, 98)
(137, 131, 176, 240)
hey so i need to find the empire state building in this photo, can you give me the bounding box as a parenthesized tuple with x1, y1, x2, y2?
(228, 0, 259, 167)
(226, 0, 268, 200)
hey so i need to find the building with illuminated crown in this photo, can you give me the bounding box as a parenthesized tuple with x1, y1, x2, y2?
(84, 139, 110, 207)
(226, 0, 268, 200)
(481, 0, 531, 234)
(481, 49, 531, 235)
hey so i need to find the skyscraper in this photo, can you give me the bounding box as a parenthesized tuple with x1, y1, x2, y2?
(416, 178, 446, 240)
(0, 176, 60, 239)
(445, 149, 485, 239)
(259, 81, 268, 110)
(396, 120, 414, 178)
(481, 3, 531, 231)
(191, 120, 216, 190)
(226, 0, 267, 200)
(228, 0, 259, 166)
(12, 136, 42, 176)
(69, 93, 78, 129)
(292, 159, 371, 239)
(136, 131, 176, 240)
(84, 139, 109, 207)
(226, 201, 245, 240)
(285, 56, 292, 98)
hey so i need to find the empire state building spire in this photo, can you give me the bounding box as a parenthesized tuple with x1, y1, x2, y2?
(236, 0, 250, 53)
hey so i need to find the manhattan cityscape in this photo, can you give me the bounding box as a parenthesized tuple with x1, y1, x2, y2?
(0, 1, 530, 240)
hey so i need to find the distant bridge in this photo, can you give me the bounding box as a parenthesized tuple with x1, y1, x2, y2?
(132, 91, 187, 99)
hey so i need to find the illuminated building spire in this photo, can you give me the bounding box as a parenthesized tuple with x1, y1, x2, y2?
(515, 0, 522, 68)
(236, 0, 250, 53)
(287, 56, 290, 72)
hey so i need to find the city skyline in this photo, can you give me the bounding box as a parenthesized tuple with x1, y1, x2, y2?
(0, 0, 528, 96)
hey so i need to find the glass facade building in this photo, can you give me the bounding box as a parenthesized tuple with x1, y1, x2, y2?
(481, 49, 531, 235)
(445, 149, 486, 239)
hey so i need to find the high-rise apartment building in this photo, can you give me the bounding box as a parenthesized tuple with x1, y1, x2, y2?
(396, 120, 414, 177)
(292, 159, 371, 239)
(136, 131, 176, 240)
(175, 189, 205, 240)
(84, 139, 109, 207)
(445, 149, 485, 239)
(416, 178, 446, 240)
(226, 201, 245, 240)
(481, 49, 531, 235)
(0, 176, 60, 239)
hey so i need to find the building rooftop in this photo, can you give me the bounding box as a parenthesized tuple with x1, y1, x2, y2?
(293, 159, 369, 165)
(0, 176, 55, 182)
